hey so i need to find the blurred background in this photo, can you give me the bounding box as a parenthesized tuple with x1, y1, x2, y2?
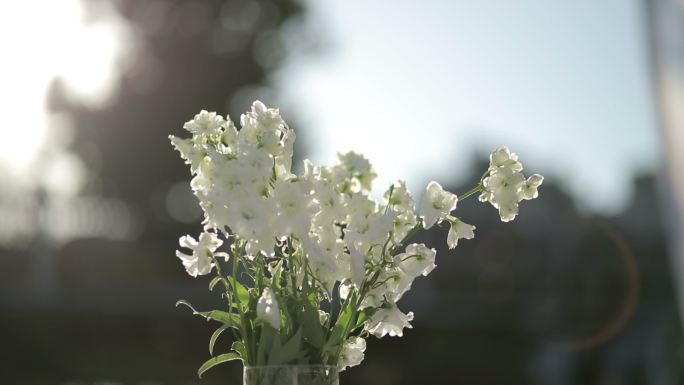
(1, 0, 683, 384)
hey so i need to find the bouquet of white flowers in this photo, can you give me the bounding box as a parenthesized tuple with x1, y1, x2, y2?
(169, 101, 543, 378)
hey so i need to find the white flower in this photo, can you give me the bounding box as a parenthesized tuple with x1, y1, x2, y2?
(275, 129, 296, 178)
(489, 146, 522, 172)
(345, 193, 376, 225)
(339, 281, 352, 301)
(251, 100, 285, 132)
(311, 179, 345, 227)
(169, 135, 205, 173)
(224, 195, 276, 255)
(314, 227, 345, 260)
(446, 218, 475, 249)
(238, 101, 285, 154)
(318, 310, 330, 326)
(359, 282, 385, 308)
(337, 151, 377, 191)
(320, 164, 347, 191)
(175, 232, 223, 277)
(339, 337, 366, 371)
(343, 194, 384, 253)
(520, 174, 544, 200)
(482, 166, 525, 222)
(345, 247, 366, 288)
(238, 147, 274, 180)
(169, 103, 546, 357)
(365, 303, 414, 338)
(385, 180, 415, 213)
(346, 211, 396, 256)
(337, 151, 371, 175)
(485, 166, 525, 194)
(383, 268, 414, 302)
(190, 156, 214, 193)
(491, 190, 520, 222)
(256, 287, 281, 330)
(183, 110, 225, 139)
(395, 243, 436, 278)
(220, 118, 239, 151)
(304, 237, 343, 294)
(273, 179, 315, 238)
(480, 147, 542, 222)
(392, 211, 417, 244)
(301, 158, 321, 184)
(498, 198, 520, 222)
(419, 181, 458, 229)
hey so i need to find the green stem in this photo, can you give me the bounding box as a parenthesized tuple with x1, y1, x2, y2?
(389, 222, 423, 255)
(230, 242, 253, 364)
(383, 184, 395, 214)
(400, 253, 422, 262)
(458, 183, 484, 201)
(381, 232, 394, 262)
(210, 255, 241, 343)
(331, 268, 382, 364)
(210, 255, 231, 291)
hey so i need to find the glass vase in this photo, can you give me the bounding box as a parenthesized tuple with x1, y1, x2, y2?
(243, 365, 339, 385)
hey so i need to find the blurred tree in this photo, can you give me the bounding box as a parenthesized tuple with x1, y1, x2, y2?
(1, 1, 307, 384)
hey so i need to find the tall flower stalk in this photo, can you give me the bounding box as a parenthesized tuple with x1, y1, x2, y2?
(169, 101, 543, 377)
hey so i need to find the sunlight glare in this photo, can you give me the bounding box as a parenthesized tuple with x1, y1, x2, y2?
(0, 0, 129, 178)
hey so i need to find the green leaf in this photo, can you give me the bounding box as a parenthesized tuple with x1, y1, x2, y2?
(300, 302, 325, 348)
(335, 303, 354, 328)
(209, 276, 223, 291)
(231, 341, 247, 359)
(235, 280, 250, 303)
(268, 328, 303, 365)
(355, 309, 370, 329)
(209, 326, 229, 355)
(256, 325, 276, 365)
(176, 299, 199, 313)
(205, 310, 241, 328)
(323, 302, 357, 360)
(197, 353, 241, 378)
(271, 260, 284, 290)
(325, 324, 344, 348)
(176, 300, 241, 329)
(227, 279, 251, 312)
(307, 291, 318, 306)
(322, 324, 345, 362)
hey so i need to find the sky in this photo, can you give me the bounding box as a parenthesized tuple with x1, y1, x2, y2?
(275, 0, 660, 214)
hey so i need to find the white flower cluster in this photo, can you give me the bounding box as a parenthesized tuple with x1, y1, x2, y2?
(170, 101, 542, 371)
(479, 147, 544, 222)
(175, 232, 225, 277)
